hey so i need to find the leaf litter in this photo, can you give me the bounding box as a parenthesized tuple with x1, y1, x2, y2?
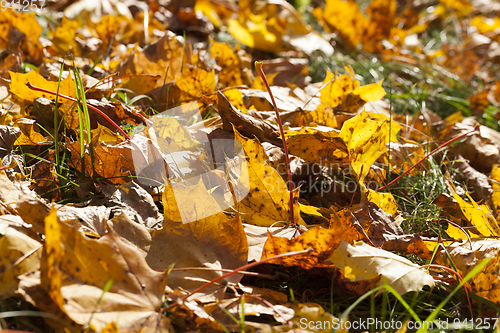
(3, 0, 500, 331)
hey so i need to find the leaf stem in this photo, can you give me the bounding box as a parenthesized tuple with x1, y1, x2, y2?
(255, 62, 296, 227)
(26, 82, 131, 140)
(377, 125, 478, 192)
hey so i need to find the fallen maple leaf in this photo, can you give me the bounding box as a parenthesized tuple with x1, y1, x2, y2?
(436, 238, 500, 305)
(145, 180, 248, 301)
(328, 240, 435, 296)
(0, 216, 41, 299)
(38, 208, 174, 332)
(261, 226, 339, 269)
(339, 110, 392, 188)
(0, 9, 42, 63)
(232, 156, 305, 227)
(9, 70, 76, 104)
(285, 126, 348, 167)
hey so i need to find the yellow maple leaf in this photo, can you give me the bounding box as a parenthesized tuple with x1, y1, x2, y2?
(492, 165, 500, 216)
(211, 40, 245, 88)
(294, 104, 339, 129)
(14, 118, 47, 145)
(339, 110, 391, 187)
(285, 127, 348, 167)
(452, 190, 500, 237)
(175, 66, 216, 100)
(40, 208, 173, 332)
(0, 9, 42, 61)
(234, 127, 268, 164)
(352, 80, 386, 102)
(163, 178, 226, 224)
(366, 189, 398, 216)
(315, 0, 368, 48)
(445, 222, 471, 239)
(232, 158, 305, 227)
(223, 89, 247, 113)
(262, 226, 339, 269)
(227, 0, 310, 52)
(471, 16, 500, 35)
(52, 17, 81, 56)
(319, 69, 360, 109)
(9, 70, 76, 103)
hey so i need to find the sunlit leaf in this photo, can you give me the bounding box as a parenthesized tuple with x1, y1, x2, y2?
(233, 158, 305, 227)
(9, 71, 76, 103)
(39, 208, 174, 332)
(339, 110, 391, 187)
(262, 226, 339, 269)
(328, 240, 434, 295)
(0, 217, 41, 299)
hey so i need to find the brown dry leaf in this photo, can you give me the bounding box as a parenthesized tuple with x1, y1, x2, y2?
(67, 130, 132, 184)
(29, 152, 61, 201)
(261, 226, 339, 269)
(258, 58, 310, 88)
(0, 216, 42, 299)
(217, 91, 282, 146)
(68, 129, 172, 185)
(166, 298, 222, 332)
(353, 200, 431, 258)
(145, 180, 247, 301)
(328, 240, 434, 295)
(39, 208, 174, 332)
(117, 31, 189, 92)
(468, 89, 490, 116)
(0, 126, 21, 154)
(444, 119, 500, 173)
(14, 189, 51, 235)
(329, 208, 367, 244)
(102, 181, 163, 229)
(436, 239, 500, 305)
(65, 98, 143, 131)
(241, 87, 309, 113)
(453, 157, 492, 204)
